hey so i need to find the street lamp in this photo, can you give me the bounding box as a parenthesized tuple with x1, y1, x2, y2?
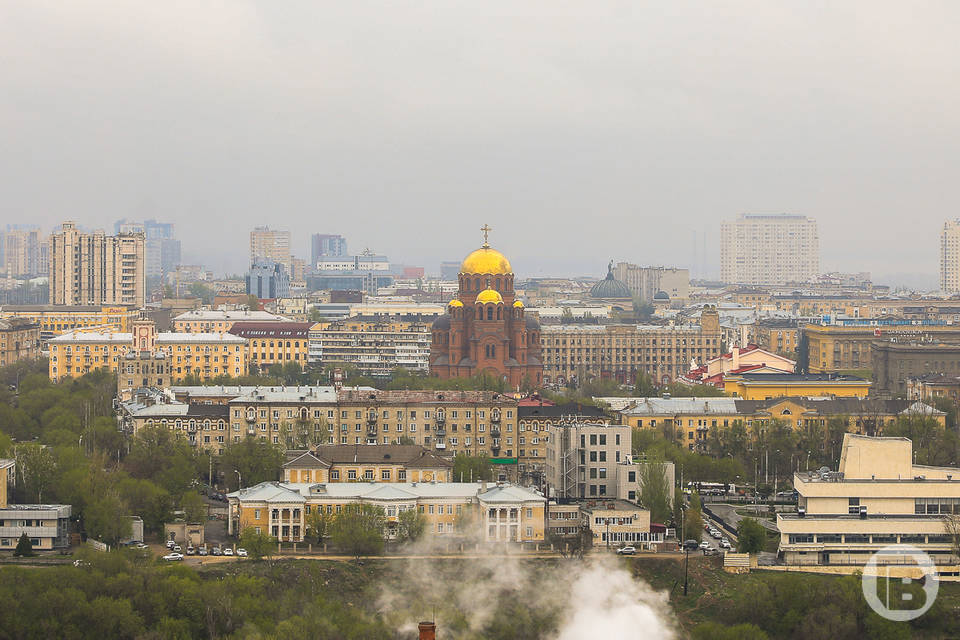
(234, 469, 242, 490)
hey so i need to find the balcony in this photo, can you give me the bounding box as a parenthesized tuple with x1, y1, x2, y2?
(435, 442, 446, 450)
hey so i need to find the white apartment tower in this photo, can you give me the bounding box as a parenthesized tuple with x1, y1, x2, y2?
(49, 222, 146, 306)
(250, 227, 291, 274)
(720, 214, 820, 285)
(939, 220, 960, 293)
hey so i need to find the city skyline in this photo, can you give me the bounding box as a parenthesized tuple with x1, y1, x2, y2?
(3, 3, 958, 286)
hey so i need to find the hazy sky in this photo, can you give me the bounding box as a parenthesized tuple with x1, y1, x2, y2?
(2, 2, 959, 285)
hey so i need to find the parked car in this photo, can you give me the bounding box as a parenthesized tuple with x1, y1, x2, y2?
(720, 539, 732, 549)
(211, 547, 222, 556)
(135, 543, 149, 550)
(698, 540, 710, 550)
(186, 546, 195, 556)
(683, 539, 700, 552)
(711, 530, 722, 539)
(198, 547, 208, 556)
(223, 548, 234, 556)
(236, 548, 248, 557)
(615, 546, 636, 555)
(703, 547, 720, 556)
(165, 540, 176, 549)
(173, 545, 182, 553)
(163, 553, 184, 561)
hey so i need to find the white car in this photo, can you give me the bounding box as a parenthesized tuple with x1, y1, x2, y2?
(698, 540, 710, 550)
(173, 545, 182, 553)
(136, 543, 149, 550)
(223, 548, 234, 556)
(165, 540, 176, 549)
(711, 530, 722, 539)
(720, 539, 732, 549)
(615, 546, 636, 555)
(163, 553, 184, 561)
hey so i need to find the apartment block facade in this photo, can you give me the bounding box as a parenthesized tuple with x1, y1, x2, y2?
(49, 222, 146, 307)
(1, 227, 47, 278)
(612, 263, 689, 302)
(940, 219, 960, 294)
(250, 227, 291, 274)
(0, 319, 40, 367)
(720, 214, 820, 285)
(308, 318, 431, 376)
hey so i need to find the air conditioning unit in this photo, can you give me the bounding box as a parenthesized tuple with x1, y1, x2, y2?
(797, 507, 806, 518)
(859, 505, 867, 519)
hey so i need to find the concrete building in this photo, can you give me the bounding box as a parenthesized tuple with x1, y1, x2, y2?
(753, 319, 801, 356)
(247, 259, 290, 300)
(1, 226, 47, 278)
(613, 263, 689, 302)
(940, 219, 960, 294)
(316, 253, 390, 272)
(117, 319, 173, 398)
(540, 306, 721, 385)
(720, 214, 820, 285)
(0, 304, 139, 342)
(778, 434, 960, 573)
(114, 219, 180, 278)
(282, 445, 453, 483)
(871, 341, 960, 398)
(907, 373, 960, 405)
(228, 480, 546, 544)
(517, 404, 610, 486)
(308, 318, 431, 377)
(723, 372, 871, 400)
(250, 227, 291, 274)
(544, 421, 632, 500)
(0, 459, 72, 550)
(49, 221, 146, 307)
(0, 319, 40, 367)
(172, 309, 290, 334)
(582, 500, 658, 550)
(310, 233, 348, 265)
(229, 322, 311, 373)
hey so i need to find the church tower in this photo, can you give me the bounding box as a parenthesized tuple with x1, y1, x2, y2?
(430, 226, 542, 388)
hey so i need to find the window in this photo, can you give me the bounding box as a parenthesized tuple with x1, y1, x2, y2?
(848, 498, 860, 515)
(347, 470, 357, 480)
(381, 470, 391, 480)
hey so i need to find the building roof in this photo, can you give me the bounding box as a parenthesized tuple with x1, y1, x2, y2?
(229, 386, 341, 404)
(729, 373, 867, 384)
(0, 319, 38, 331)
(336, 389, 516, 405)
(127, 402, 230, 419)
(229, 481, 544, 503)
(173, 310, 290, 322)
(283, 445, 452, 468)
(156, 332, 247, 344)
(48, 331, 133, 343)
(519, 403, 607, 419)
(460, 245, 512, 275)
(590, 264, 632, 299)
(476, 288, 504, 304)
(228, 322, 312, 339)
(619, 397, 741, 416)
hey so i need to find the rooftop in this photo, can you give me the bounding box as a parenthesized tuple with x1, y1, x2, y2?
(173, 310, 291, 322)
(229, 481, 544, 503)
(284, 445, 452, 468)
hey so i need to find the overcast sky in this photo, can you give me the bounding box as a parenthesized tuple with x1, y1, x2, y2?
(2, 2, 958, 286)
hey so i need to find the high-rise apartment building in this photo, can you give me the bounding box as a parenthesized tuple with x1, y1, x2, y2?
(49, 222, 146, 306)
(612, 263, 689, 302)
(250, 227, 291, 274)
(720, 214, 820, 285)
(939, 220, 960, 293)
(246, 259, 290, 299)
(115, 219, 181, 279)
(310, 234, 348, 266)
(1, 226, 48, 278)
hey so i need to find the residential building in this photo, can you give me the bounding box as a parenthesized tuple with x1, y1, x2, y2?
(683, 344, 795, 387)
(228, 322, 311, 373)
(616, 396, 943, 452)
(114, 219, 180, 278)
(724, 372, 871, 400)
(871, 341, 960, 398)
(778, 434, 960, 573)
(540, 306, 721, 385)
(940, 219, 960, 294)
(753, 319, 801, 356)
(119, 400, 231, 453)
(429, 233, 544, 388)
(1, 226, 47, 278)
(172, 309, 290, 334)
(48, 324, 246, 382)
(0, 305, 139, 341)
(316, 253, 390, 272)
(0, 319, 40, 366)
(250, 226, 291, 274)
(546, 503, 584, 538)
(518, 403, 610, 486)
(906, 373, 960, 405)
(582, 500, 658, 550)
(282, 445, 453, 483)
(247, 259, 290, 299)
(305, 272, 394, 294)
(612, 263, 689, 302)
(308, 317, 431, 377)
(720, 214, 820, 285)
(803, 319, 960, 374)
(116, 319, 173, 398)
(544, 421, 632, 500)
(310, 234, 348, 265)
(228, 480, 546, 544)
(49, 221, 146, 306)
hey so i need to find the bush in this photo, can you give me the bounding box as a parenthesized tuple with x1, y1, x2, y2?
(13, 533, 34, 557)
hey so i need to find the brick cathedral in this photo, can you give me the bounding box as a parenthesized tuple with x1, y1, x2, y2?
(430, 227, 543, 388)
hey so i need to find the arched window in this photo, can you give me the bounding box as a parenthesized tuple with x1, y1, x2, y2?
(487, 307, 494, 321)
(496, 307, 502, 320)
(490, 345, 496, 358)
(474, 278, 481, 290)
(495, 277, 501, 290)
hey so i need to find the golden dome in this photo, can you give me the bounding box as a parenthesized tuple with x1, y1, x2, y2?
(513, 300, 524, 308)
(460, 245, 512, 275)
(476, 288, 504, 304)
(448, 299, 463, 307)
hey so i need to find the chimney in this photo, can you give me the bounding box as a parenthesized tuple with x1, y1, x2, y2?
(732, 346, 740, 370)
(418, 621, 436, 640)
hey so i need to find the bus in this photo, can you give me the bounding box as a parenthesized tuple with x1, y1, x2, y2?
(684, 481, 736, 496)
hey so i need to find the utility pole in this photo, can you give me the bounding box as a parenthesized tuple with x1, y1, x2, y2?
(683, 546, 689, 596)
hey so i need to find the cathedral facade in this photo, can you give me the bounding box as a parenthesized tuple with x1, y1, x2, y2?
(430, 231, 543, 388)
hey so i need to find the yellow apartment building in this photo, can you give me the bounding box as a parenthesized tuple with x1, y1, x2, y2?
(723, 373, 870, 399)
(227, 321, 311, 373)
(282, 445, 453, 483)
(172, 309, 290, 334)
(778, 434, 960, 574)
(0, 305, 138, 341)
(227, 480, 546, 544)
(0, 319, 40, 367)
(803, 320, 960, 374)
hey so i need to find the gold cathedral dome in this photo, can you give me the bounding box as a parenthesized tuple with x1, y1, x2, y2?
(476, 288, 504, 304)
(460, 245, 512, 275)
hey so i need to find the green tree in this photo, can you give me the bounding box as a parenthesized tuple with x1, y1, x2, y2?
(396, 508, 426, 543)
(452, 453, 493, 482)
(117, 477, 173, 534)
(306, 508, 333, 544)
(239, 527, 278, 561)
(220, 437, 284, 491)
(124, 426, 200, 498)
(692, 622, 769, 640)
(15, 443, 56, 502)
(736, 517, 766, 553)
(637, 459, 673, 524)
(330, 504, 385, 559)
(683, 497, 703, 543)
(85, 491, 132, 547)
(13, 533, 34, 557)
(180, 491, 207, 523)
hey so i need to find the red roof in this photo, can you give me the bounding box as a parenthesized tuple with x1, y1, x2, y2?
(517, 394, 555, 407)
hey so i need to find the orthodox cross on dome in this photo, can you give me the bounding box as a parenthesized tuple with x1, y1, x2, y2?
(481, 224, 492, 247)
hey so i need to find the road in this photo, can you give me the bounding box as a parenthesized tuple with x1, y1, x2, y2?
(708, 503, 779, 533)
